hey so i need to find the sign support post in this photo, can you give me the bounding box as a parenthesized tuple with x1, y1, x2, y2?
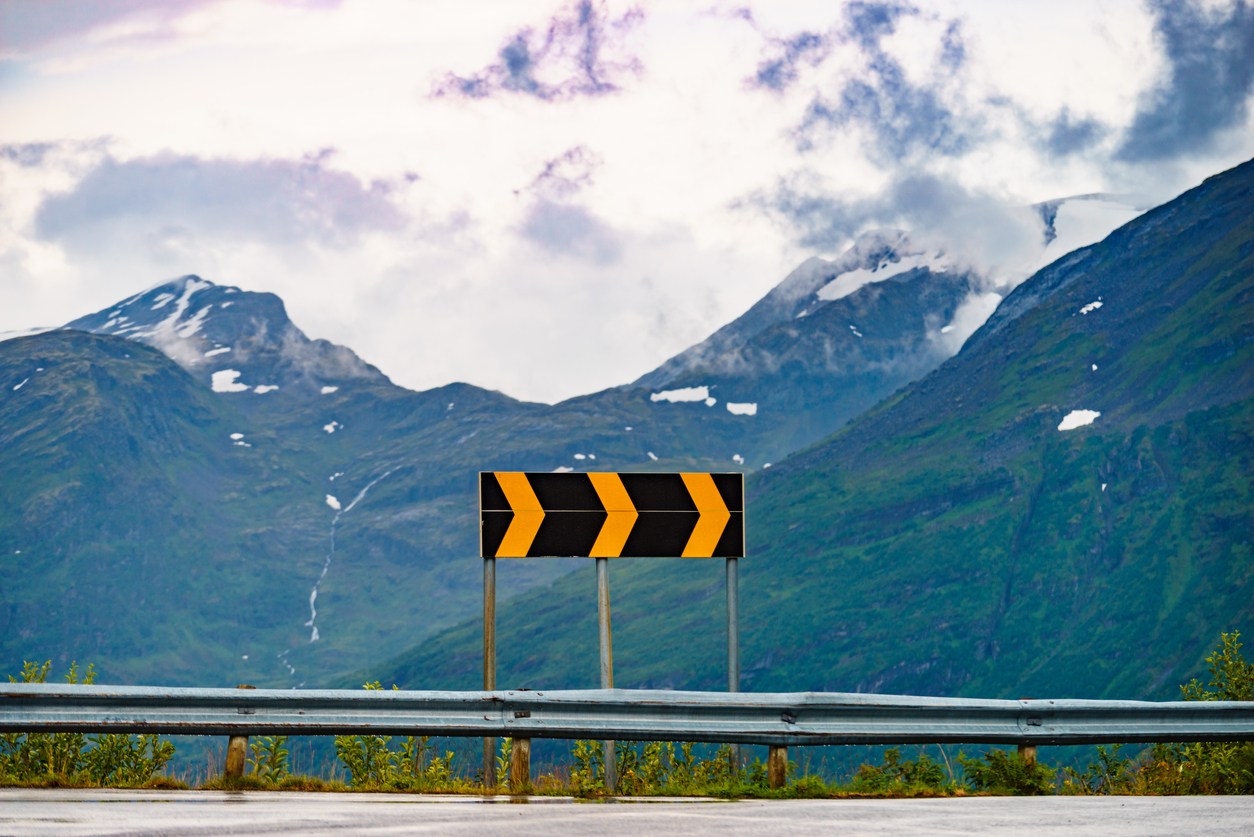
(596, 556, 617, 793)
(727, 555, 740, 767)
(483, 555, 496, 791)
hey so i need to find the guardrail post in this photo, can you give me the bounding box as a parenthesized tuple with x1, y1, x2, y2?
(1018, 744, 1037, 764)
(767, 745, 787, 789)
(223, 684, 255, 780)
(509, 736, 530, 792)
(484, 556, 497, 791)
(224, 736, 248, 780)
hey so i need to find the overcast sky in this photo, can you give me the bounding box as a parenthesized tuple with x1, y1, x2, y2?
(2, 0, 1252, 402)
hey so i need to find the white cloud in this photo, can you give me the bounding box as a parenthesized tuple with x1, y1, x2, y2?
(1, 0, 1251, 404)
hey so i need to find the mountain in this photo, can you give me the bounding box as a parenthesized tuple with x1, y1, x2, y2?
(0, 177, 1154, 691)
(2, 232, 983, 687)
(634, 232, 977, 460)
(64, 277, 387, 397)
(359, 158, 1253, 700)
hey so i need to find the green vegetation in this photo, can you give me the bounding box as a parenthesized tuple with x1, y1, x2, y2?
(0, 661, 179, 789)
(957, 750, 1055, 795)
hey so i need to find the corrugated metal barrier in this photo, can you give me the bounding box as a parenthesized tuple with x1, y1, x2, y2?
(4, 683, 1254, 746)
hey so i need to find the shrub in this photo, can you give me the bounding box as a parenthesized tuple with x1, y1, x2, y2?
(852, 747, 947, 792)
(1137, 631, 1254, 794)
(333, 681, 458, 790)
(957, 748, 1055, 795)
(1, 661, 174, 787)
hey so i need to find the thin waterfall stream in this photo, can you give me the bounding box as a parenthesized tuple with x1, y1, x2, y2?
(305, 469, 394, 642)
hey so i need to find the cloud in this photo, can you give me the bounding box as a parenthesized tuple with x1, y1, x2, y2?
(0, 0, 340, 52)
(1116, 0, 1254, 162)
(742, 2, 977, 161)
(518, 146, 621, 262)
(527, 145, 602, 200)
(734, 5, 831, 94)
(34, 150, 408, 253)
(756, 171, 1042, 282)
(1041, 108, 1108, 157)
(431, 0, 644, 102)
(520, 200, 623, 263)
(0, 0, 211, 51)
(1, 142, 58, 167)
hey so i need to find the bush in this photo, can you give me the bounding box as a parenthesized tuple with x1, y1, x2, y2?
(852, 747, 948, 792)
(1061, 744, 1134, 794)
(333, 681, 459, 790)
(248, 736, 291, 785)
(1137, 632, 1254, 794)
(0, 661, 174, 787)
(957, 749, 1055, 795)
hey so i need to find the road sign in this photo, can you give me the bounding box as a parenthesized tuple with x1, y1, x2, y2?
(478, 470, 746, 790)
(479, 472, 744, 558)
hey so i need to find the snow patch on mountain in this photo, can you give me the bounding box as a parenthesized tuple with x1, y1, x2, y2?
(211, 370, 250, 393)
(176, 305, 213, 338)
(651, 386, 709, 403)
(1058, 409, 1101, 431)
(817, 251, 949, 302)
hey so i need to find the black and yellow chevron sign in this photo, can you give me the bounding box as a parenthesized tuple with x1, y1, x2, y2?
(480, 472, 744, 558)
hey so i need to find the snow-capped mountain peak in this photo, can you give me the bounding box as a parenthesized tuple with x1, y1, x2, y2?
(64, 275, 389, 396)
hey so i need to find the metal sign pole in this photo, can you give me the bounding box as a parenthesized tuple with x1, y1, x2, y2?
(483, 555, 496, 791)
(727, 555, 740, 770)
(596, 556, 616, 794)
(726, 555, 739, 693)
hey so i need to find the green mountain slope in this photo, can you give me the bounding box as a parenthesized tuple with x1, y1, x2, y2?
(361, 158, 1254, 700)
(0, 332, 328, 683)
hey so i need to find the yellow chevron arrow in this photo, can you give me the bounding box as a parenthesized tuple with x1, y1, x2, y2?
(494, 472, 545, 557)
(588, 472, 638, 557)
(680, 472, 731, 557)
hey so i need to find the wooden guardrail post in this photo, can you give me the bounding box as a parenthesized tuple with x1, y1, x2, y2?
(509, 736, 531, 792)
(224, 684, 255, 780)
(767, 744, 787, 789)
(1018, 743, 1037, 764)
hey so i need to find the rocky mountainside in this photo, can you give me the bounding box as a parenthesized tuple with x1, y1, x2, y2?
(360, 158, 1253, 700)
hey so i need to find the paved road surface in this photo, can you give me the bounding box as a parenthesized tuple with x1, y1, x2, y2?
(1, 789, 1250, 836)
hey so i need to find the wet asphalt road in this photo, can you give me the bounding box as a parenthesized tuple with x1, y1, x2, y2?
(1, 789, 1251, 836)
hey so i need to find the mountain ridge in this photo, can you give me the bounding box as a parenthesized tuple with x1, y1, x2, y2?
(355, 156, 1254, 701)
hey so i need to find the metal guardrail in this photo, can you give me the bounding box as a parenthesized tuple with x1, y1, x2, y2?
(4, 683, 1254, 746)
